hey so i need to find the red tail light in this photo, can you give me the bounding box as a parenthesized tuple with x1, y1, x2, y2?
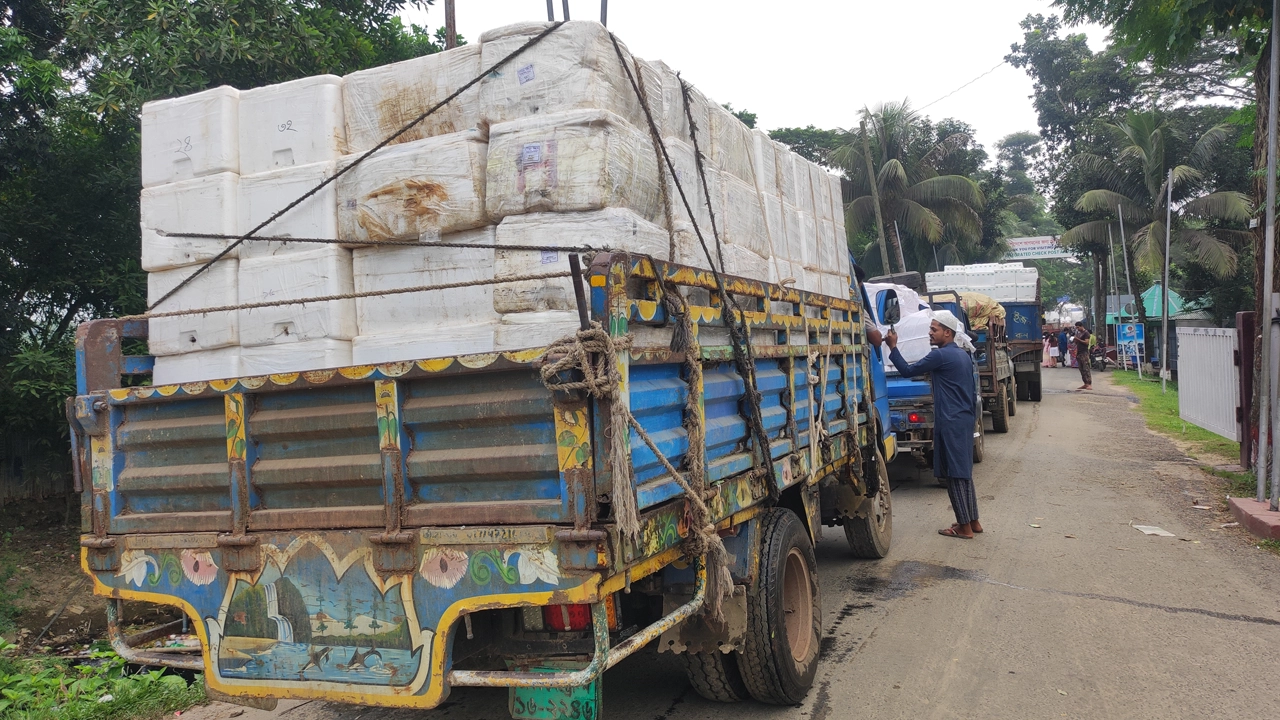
(543, 604, 592, 631)
(908, 412, 921, 423)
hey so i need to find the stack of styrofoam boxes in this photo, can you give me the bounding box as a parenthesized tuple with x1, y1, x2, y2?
(925, 263, 1039, 303)
(143, 20, 857, 380)
(237, 75, 354, 375)
(141, 87, 243, 385)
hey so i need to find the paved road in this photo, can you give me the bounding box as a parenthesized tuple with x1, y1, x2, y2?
(192, 367, 1280, 720)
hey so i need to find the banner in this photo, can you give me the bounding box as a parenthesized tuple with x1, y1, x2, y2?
(1004, 236, 1075, 261)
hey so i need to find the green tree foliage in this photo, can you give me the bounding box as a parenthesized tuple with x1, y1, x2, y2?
(829, 101, 985, 275)
(769, 125, 842, 166)
(0, 0, 451, 459)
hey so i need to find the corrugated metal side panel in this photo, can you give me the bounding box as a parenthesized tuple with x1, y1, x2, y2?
(402, 369, 565, 523)
(1176, 327, 1239, 441)
(113, 395, 231, 533)
(248, 384, 383, 527)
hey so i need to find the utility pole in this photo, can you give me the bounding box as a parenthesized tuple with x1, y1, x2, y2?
(1161, 168, 1173, 394)
(444, 0, 456, 49)
(1118, 204, 1140, 377)
(892, 221, 908, 274)
(1260, 0, 1279, 506)
(860, 120, 893, 275)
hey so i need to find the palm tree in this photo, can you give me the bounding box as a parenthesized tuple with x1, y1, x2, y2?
(1061, 112, 1251, 279)
(830, 100, 985, 275)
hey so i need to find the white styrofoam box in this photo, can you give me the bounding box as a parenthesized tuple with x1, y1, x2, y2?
(238, 75, 344, 176)
(944, 265, 966, 273)
(815, 219, 839, 273)
(352, 226, 498, 337)
(141, 172, 239, 272)
(152, 347, 242, 386)
(965, 263, 1001, 273)
(774, 143, 797, 203)
(237, 246, 355, 347)
(664, 139, 719, 237)
(494, 311, 581, 351)
(653, 60, 711, 147)
(827, 172, 844, 224)
(759, 192, 785, 261)
(494, 209, 668, 313)
(708, 104, 755, 183)
(337, 130, 488, 243)
(141, 86, 239, 188)
(819, 273, 850, 299)
(782, 203, 807, 267)
(720, 172, 769, 257)
(478, 21, 650, 129)
(986, 283, 1017, 302)
(352, 322, 497, 364)
(925, 271, 947, 289)
(1015, 268, 1039, 285)
(237, 162, 337, 260)
(486, 109, 661, 223)
(344, 44, 484, 154)
(241, 339, 352, 375)
(751, 130, 777, 195)
(1001, 261, 1025, 269)
(147, 260, 239, 355)
(1015, 283, 1040, 302)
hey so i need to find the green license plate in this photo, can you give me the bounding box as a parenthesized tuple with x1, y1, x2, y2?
(509, 681, 602, 720)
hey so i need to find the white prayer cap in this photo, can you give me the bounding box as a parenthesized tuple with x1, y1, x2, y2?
(931, 309, 961, 333)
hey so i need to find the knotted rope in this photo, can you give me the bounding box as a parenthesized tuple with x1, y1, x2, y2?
(539, 309, 733, 622)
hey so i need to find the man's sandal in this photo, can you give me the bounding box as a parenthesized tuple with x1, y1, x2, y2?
(938, 527, 974, 539)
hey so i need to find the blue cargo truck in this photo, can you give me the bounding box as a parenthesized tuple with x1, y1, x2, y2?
(1002, 285, 1044, 402)
(70, 254, 895, 715)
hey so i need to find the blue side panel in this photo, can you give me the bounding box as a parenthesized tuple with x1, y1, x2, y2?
(887, 376, 932, 401)
(790, 363, 812, 436)
(1003, 302, 1042, 341)
(755, 360, 789, 458)
(702, 363, 752, 483)
(402, 370, 563, 513)
(631, 363, 689, 486)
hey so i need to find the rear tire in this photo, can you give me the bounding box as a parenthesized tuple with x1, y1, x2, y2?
(1008, 381, 1017, 417)
(991, 384, 1010, 434)
(844, 447, 892, 558)
(681, 650, 749, 702)
(973, 418, 985, 464)
(739, 509, 821, 705)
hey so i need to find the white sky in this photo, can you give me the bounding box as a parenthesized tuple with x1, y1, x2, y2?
(401, 1, 1107, 159)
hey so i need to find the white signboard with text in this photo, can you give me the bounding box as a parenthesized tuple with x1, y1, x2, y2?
(1004, 236, 1075, 261)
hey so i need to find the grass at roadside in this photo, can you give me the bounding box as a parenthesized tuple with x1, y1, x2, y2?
(0, 639, 205, 719)
(1108, 370, 1240, 461)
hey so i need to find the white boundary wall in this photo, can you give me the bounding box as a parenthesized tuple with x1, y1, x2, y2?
(1176, 327, 1239, 441)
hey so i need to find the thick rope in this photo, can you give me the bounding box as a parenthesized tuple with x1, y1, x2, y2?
(628, 54, 677, 261)
(124, 270, 573, 321)
(148, 22, 568, 312)
(539, 325, 641, 546)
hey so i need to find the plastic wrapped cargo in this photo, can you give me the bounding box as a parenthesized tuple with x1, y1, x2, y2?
(819, 272, 850, 299)
(337, 129, 488, 243)
(352, 322, 497, 364)
(237, 246, 356, 347)
(494, 310, 581, 352)
(147, 260, 239, 356)
(352, 226, 499, 337)
(719, 172, 769, 258)
(759, 192, 786, 263)
(815, 218, 839, 272)
(241, 338, 352, 375)
(959, 292, 1007, 330)
(774, 143, 797, 203)
(486, 109, 661, 223)
(750, 130, 777, 194)
(493, 209, 668, 313)
(343, 44, 484, 153)
(675, 236, 768, 279)
(238, 75, 345, 175)
(477, 21, 651, 129)
(141, 172, 239, 272)
(237, 161, 338, 259)
(152, 347, 241, 386)
(708, 104, 755, 183)
(140, 86, 239, 188)
(653, 60, 711, 147)
(663, 138, 718, 238)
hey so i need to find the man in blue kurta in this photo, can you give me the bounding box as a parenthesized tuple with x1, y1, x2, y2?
(885, 310, 982, 539)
